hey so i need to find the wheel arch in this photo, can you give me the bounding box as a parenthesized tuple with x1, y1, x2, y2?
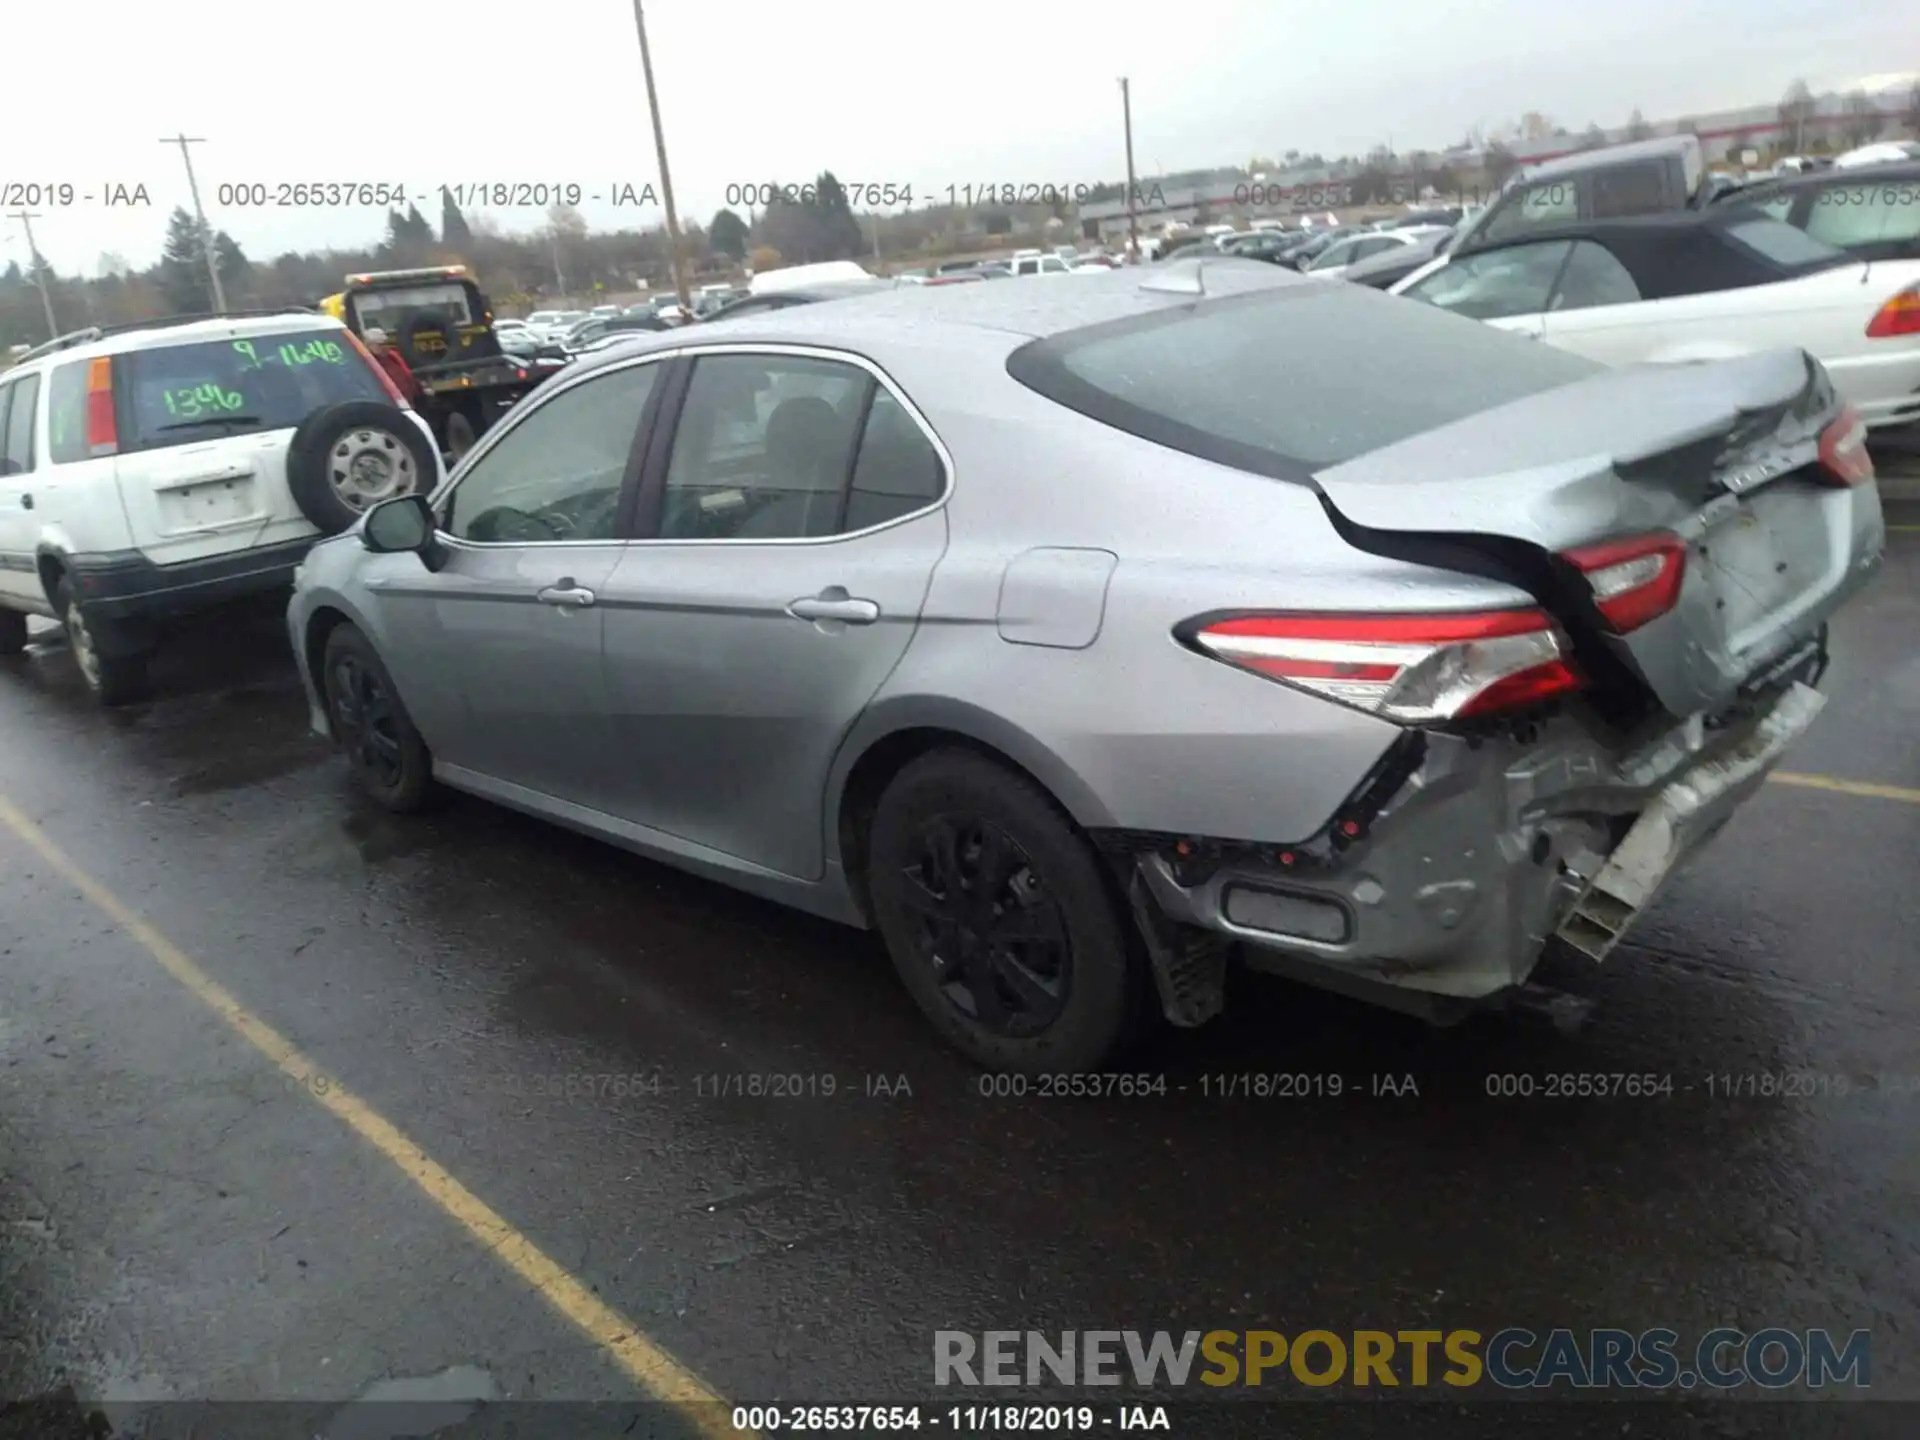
(828, 697, 1117, 925)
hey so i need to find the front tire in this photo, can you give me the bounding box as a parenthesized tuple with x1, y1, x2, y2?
(867, 749, 1144, 1074)
(53, 577, 151, 706)
(0, 608, 26, 656)
(321, 624, 434, 811)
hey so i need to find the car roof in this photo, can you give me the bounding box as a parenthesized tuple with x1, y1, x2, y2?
(1516, 133, 1700, 181)
(1718, 158, 1920, 199)
(9, 310, 346, 370)
(561, 258, 1309, 381)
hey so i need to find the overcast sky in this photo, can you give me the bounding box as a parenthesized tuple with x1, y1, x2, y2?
(6, 0, 1913, 274)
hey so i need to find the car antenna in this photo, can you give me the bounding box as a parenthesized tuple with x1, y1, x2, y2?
(1138, 257, 1207, 296)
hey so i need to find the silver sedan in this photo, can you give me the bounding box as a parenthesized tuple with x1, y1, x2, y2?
(288, 261, 1885, 1072)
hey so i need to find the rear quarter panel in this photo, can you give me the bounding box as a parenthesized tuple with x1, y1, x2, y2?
(838, 346, 1534, 848)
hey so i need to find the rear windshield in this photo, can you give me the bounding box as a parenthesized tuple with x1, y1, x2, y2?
(1006, 286, 1603, 475)
(118, 328, 388, 453)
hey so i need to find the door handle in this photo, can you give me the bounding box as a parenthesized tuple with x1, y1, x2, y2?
(788, 593, 880, 624)
(537, 581, 596, 608)
(19, 494, 31, 510)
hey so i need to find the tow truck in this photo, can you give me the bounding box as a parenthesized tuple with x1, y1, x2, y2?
(319, 265, 558, 460)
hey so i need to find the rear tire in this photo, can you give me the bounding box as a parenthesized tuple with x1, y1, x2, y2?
(53, 577, 151, 706)
(443, 410, 478, 464)
(0, 608, 26, 656)
(321, 624, 434, 811)
(866, 748, 1144, 1074)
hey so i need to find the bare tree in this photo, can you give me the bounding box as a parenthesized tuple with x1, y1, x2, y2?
(1625, 108, 1653, 142)
(1840, 91, 1881, 148)
(1778, 79, 1816, 154)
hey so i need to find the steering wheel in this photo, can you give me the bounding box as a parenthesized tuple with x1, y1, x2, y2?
(467, 505, 568, 544)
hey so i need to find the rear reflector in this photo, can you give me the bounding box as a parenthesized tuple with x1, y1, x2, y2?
(1562, 533, 1687, 633)
(84, 356, 117, 456)
(1817, 405, 1874, 487)
(1866, 284, 1920, 339)
(1188, 609, 1581, 723)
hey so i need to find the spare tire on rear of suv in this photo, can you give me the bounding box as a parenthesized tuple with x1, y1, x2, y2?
(287, 401, 437, 536)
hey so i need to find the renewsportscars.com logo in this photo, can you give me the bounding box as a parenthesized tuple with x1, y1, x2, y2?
(933, 1328, 1871, 1391)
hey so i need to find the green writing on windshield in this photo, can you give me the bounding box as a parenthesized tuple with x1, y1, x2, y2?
(230, 338, 348, 368)
(162, 383, 246, 419)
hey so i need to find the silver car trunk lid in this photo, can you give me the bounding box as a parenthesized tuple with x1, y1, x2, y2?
(1309, 350, 1886, 719)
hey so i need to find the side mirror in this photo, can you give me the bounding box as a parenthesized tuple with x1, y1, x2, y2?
(362, 494, 446, 570)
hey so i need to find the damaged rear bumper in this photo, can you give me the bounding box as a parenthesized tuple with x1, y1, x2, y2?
(1121, 672, 1826, 1008)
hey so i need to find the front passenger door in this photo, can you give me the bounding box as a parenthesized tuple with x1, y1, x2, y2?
(365, 357, 664, 806)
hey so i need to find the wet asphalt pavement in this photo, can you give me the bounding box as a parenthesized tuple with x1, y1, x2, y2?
(0, 504, 1916, 1440)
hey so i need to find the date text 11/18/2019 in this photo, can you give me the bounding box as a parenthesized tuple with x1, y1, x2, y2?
(728, 1404, 1170, 1432)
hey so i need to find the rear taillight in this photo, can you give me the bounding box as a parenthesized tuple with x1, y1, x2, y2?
(1188, 609, 1581, 723)
(1816, 405, 1874, 487)
(1865, 284, 1920, 339)
(84, 356, 117, 456)
(1562, 532, 1687, 633)
(344, 328, 411, 408)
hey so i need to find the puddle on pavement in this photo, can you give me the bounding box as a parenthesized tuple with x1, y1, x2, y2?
(321, 1364, 500, 1440)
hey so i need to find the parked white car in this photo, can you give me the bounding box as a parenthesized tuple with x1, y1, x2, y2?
(1833, 141, 1920, 170)
(1304, 226, 1451, 279)
(1391, 212, 1920, 433)
(0, 311, 441, 702)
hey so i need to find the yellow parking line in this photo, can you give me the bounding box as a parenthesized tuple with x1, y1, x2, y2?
(1770, 771, 1920, 806)
(0, 793, 740, 1439)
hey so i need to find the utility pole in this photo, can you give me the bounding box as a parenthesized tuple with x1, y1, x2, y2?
(160, 134, 228, 314)
(630, 0, 691, 317)
(7, 212, 59, 338)
(1119, 77, 1141, 263)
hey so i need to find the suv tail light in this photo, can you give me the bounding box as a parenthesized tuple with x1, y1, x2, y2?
(1865, 284, 1920, 339)
(1816, 405, 1874, 487)
(1562, 533, 1687, 633)
(1187, 609, 1581, 723)
(84, 356, 117, 456)
(344, 328, 412, 409)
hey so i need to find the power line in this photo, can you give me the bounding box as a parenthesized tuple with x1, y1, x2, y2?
(5, 211, 59, 338)
(159, 134, 228, 314)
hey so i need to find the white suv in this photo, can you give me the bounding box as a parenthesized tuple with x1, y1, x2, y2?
(0, 310, 441, 703)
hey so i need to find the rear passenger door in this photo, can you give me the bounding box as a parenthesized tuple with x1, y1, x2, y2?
(1536, 240, 1652, 360)
(598, 347, 950, 879)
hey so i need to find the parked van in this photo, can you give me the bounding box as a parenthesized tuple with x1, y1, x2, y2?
(1452, 135, 1708, 258)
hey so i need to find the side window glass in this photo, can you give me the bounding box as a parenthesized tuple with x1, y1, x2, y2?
(1404, 242, 1571, 320)
(1590, 163, 1668, 219)
(844, 388, 945, 531)
(445, 361, 657, 543)
(2, 374, 40, 475)
(659, 354, 868, 540)
(1480, 180, 1579, 242)
(1805, 184, 1920, 249)
(1550, 242, 1642, 312)
(45, 360, 91, 464)
(0, 386, 13, 475)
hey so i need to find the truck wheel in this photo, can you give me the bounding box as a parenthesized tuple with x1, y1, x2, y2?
(53, 577, 151, 706)
(0, 608, 26, 656)
(444, 411, 477, 464)
(287, 401, 437, 536)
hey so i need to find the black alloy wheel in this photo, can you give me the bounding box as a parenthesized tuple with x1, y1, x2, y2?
(322, 625, 433, 810)
(898, 815, 1071, 1036)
